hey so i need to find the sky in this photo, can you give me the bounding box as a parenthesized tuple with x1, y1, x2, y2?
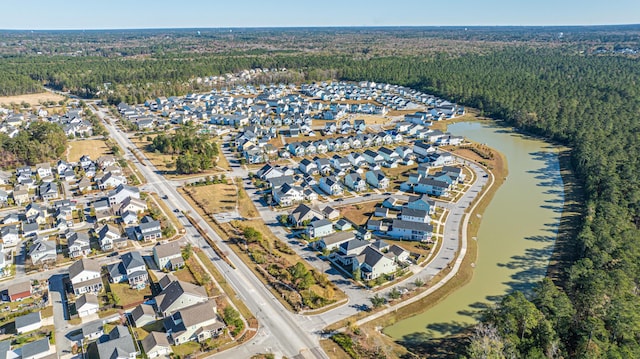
(2, 0, 639, 30)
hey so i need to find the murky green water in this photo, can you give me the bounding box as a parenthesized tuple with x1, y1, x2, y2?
(385, 121, 564, 340)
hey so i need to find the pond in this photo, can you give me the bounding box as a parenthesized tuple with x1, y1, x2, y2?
(385, 121, 564, 340)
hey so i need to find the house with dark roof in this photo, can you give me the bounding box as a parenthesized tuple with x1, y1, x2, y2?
(107, 251, 148, 288)
(69, 258, 103, 295)
(388, 220, 433, 242)
(163, 300, 224, 345)
(94, 325, 137, 359)
(136, 216, 162, 242)
(400, 207, 431, 223)
(289, 204, 323, 226)
(155, 279, 208, 317)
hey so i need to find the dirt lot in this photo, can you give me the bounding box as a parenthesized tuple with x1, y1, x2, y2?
(67, 139, 111, 162)
(0, 92, 65, 107)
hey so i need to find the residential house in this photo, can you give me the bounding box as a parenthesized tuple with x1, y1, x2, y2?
(28, 239, 56, 265)
(20, 338, 51, 359)
(131, 303, 157, 328)
(121, 210, 138, 225)
(15, 311, 41, 334)
(0, 225, 19, 247)
(289, 204, 323, 226)
(273, 183, 304, 207)
(164, 300, 224, 345)
(69, 258, 103, 295)
(307, 219, 334, 238)
(343, 172, 366, 192)
(107, 184, 141, 206)
(96, 325, 137, 359)
(406, 195, 436, 215)
(365, 170, 389, 189)
(321, 206, 340, 220)
(413, 141, 437, 157)
(314, 158, 332, 175)
(38, 182, 59, 200)
(12, 189, 30, 205)
(153, 242, 184, 271)
(362, 149, 384, 166)
(298, 158, 318, 175)
(137, 216, 162, 242)
(98, 224, 126, 251)
(82, 322, 104, 341)
(334, 218, 352, 231)
(319, 176, 343, 196)
(7, 281, 31, 301)
(141, 332, 173, 359)
(347, 152, 366, 167)
(107, 251, 148, 288)
(34, 163, 52, 178)
(315, 231, 355, 251)
(67, 230, 91, 258)
(155, 279, 208, 317)
(388, 220, 433, 242)
(400, 207, 431, 223)
(76, 293, 100, 317)
(77, 177, 92, 193)
(414, 178, 451, 197)
(97, 172, 127, 190)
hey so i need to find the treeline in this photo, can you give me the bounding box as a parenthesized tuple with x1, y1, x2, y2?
(0, 121, 67, 167)
(149, 127, 218, 174)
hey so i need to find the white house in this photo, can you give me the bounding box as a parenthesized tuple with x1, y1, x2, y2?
(69, 258, 103, 295)
(76, 293, 100, 317)
(319, 176, 343, 196)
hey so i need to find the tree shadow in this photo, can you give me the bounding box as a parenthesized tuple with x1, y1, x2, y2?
(398, 328, 471, 358)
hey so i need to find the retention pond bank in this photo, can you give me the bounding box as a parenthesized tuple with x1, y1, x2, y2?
(385, 121, 565, 339)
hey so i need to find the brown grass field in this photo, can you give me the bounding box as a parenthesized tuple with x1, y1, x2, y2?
(0, 92, 65, 107)
(339, 201, 378, 226)
(67, 139, 111, 162)
(181, 183, 238, 214)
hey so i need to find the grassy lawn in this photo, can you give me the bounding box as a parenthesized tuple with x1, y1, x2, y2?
(215, 141, 231, 170)
(41, 306, 53, 318)
(0, 92, 65, 107)
(236, 182, 259, 218)
(67, 139, 111, 162)
(173, 267, 197, 284)
(110, 283, 152, 308)
(172, 342, 200, 357)
(320, 339, 352, 359)
(181, 183, 238, 214)
(339, 201, 378, 227)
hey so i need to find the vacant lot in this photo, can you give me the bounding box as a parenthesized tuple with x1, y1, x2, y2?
(339, 201, 378, 227)
(67, 139, 111, 162)
(0, 92, 65, 107)
(181, 183, 237, 214)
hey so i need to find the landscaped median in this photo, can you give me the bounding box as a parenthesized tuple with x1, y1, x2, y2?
(179, 180, 347, 313)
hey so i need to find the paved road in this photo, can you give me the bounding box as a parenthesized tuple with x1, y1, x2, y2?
(90, 103, 326, 359)
(227, 145, 490, 331)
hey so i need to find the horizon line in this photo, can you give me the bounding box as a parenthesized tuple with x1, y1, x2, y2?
(2, 23, 640, 32)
